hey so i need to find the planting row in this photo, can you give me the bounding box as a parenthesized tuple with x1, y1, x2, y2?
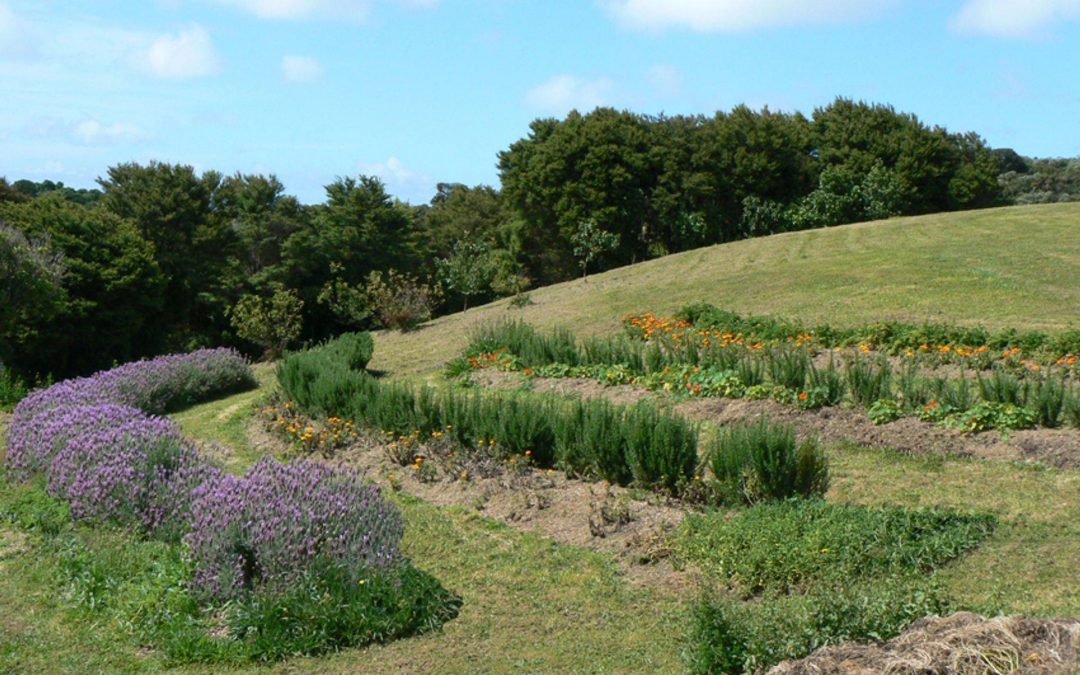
(280, 334, 830, 503)
(630, 303, 1080, 369)
(2, 348, 457, 661)
(278, 334, 1008, 673)
(460, 319, 1080, 433)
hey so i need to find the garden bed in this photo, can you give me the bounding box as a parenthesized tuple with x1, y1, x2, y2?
(474, 370, 1080, 469)
(247, 410, 691, 590)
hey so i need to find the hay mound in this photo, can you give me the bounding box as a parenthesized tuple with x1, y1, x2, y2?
(768, 612, 1080, 674)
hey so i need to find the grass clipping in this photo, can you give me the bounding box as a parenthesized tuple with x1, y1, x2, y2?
(768, 612, 1080, 674)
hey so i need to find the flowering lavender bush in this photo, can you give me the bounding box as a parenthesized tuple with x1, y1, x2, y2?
(186, 458, 403, 601)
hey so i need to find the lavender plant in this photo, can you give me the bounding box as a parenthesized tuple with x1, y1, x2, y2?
(185, 458, 403, 602)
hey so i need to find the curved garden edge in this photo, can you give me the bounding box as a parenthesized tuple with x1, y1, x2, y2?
(471, 370, 1080, 470)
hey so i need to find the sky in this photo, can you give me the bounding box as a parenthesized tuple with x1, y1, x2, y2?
(2, 0, 1079, 205)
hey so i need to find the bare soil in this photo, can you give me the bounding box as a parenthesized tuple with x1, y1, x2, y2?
(475, 371, 1080, 470)
(244, 418, 692, 591)
(768, 612, 1080, 674)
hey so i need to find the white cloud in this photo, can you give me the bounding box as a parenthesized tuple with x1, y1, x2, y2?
(206, 0, 435, 21)
(363, 155, 416, 183)
(140, 24, 219, 78)
(524, 75, 616, 114)
(602, 0, 895, 32)
(72, 119, 144, 144)
(951, 0, 1080, 38)
(282, 54, 323, 82)
(645, 64, 681, 98)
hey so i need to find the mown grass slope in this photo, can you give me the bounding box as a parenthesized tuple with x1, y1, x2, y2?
(370, 203, 1080, 380)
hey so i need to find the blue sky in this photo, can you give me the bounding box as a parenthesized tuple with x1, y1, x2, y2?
(2, 0, 1079, 204)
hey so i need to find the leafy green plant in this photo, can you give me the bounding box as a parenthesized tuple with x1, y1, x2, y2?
(1025, 373, 1066, 428)
(676, 501, 996, 594)
(764, 348, 810, 391)
(867, 398, 903, 425)
(688, 577, 952, 675)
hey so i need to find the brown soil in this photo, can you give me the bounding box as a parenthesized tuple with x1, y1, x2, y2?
(768, 612, 1080, 674)
(246, 417, 692, 592)
(476, 371, 1080, 470)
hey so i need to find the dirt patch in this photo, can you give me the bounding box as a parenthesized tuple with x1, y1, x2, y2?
(768, 611, 1080, 674)
(248, 417, 692, 592)
(475, 371, 1080, 470)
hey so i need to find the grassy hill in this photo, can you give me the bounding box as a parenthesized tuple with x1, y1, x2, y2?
(370, 202, 1080, 380)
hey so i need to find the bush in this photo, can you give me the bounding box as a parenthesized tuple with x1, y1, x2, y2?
(323, 331, 374, 371)
(185, 458, 404, 602)
(365, 269, 441, 331)
(707, 420, 828, 504)
(845, 354, 892, 406)
(622, 402, 698, 493)
(677, 501, 996, 594)
(45, 406, 221, 541)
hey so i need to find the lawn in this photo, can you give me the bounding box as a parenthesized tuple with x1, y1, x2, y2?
(369, 203, 1080, 380)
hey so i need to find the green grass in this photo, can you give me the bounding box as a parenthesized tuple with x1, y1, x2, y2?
(370, 203, 1080, 380)
(827, 444, 1080, 617)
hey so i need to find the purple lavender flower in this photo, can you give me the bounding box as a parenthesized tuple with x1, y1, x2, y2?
(186, 458, 403, 601)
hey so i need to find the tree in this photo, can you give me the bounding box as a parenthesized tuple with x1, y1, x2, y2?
(98, 161, 234, 348)
(0, 194, 166, 376)
(229, 283, 304, 359)
(436, 237, 496, 311)
(0, 222, 65, 366)
(316, 262, 370, 327)
(570, 220, 619, 281)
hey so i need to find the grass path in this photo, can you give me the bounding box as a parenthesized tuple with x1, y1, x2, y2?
(369, 203, 1080, 381)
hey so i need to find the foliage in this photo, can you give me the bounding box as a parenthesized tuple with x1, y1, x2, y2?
(229, 283, 304, 359)
(570, 219, 620, 281)
(1, 195, 166, 377)
(279, 335, 700, 495)
(364, 269, 442, 331)
(436, 237, 497, 310)
(867, 398, 903, 424)
(688, 577, 952, 674)
(316, 262, 370, 327)
(677, 501, 996, 594)
(706, 420, 829, 504)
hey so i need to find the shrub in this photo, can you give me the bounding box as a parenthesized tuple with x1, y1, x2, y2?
(1025, 373, 1066, 428)
(977, 368, 1026, 406)
(707, 420, 828, 504)
(765, 348, 810, 391)
(676, 501, 996, 594)
(229, 284, 304, 359)
(845, 354, 892, 406)
(622, 402, 698, 493)
(806, 358, 845, 407)
(364, 269, 441, 331)
(45, 407, 222, 541)
(185, 458, 404, 602)
(323, 331, 374, 372)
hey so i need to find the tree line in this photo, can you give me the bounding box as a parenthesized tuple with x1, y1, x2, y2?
(0, 97, 1069, 381)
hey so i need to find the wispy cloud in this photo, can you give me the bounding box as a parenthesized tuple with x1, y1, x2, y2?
(282, 54, 323, 82)
(645, 64, 682, 98)
(204, 0, 436, 22)
(951, 0, 1080, 38)
(524, 74, 616, 114)
(139, 24, 220, 78)
(602, 0, 895, 33)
